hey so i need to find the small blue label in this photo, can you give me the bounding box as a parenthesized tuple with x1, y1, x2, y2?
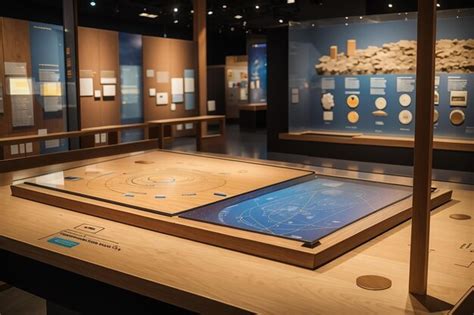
(48, 237, 79, 248)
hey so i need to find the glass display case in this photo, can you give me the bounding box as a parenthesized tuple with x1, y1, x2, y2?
(288, 9, 474, 141)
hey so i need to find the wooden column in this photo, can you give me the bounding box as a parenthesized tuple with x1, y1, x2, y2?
(193, 0, 207, 136)
(409, 0, 437, 295)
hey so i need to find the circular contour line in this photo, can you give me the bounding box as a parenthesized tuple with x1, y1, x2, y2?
(449, 109, 465, 126)
(347, 111, 360, 124)
(399, 94, 412, 107)
(449, 214, 471, 220)
(346, 95, 359, 109)
(433, 109, 439, 123)
(375, 97, 387, 110)
(398, 110, 413, 125)
(356, 275, 392, 291)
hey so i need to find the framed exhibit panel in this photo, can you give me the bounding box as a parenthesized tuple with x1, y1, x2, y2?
(248, 42, 267, 104)
(287, 9, 474, 150)
(119, 32, 144, 143)
(0, 17, 69, 158)
(225, 55, 248, 119)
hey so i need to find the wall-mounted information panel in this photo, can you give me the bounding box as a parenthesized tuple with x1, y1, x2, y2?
(249, 43, 267, 104)
(288, 9, 474, 141)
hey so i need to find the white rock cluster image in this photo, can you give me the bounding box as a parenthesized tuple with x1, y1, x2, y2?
(315, 39, 474, 75)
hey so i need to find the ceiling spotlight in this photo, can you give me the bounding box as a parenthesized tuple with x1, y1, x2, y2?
(174, 19, 179, 23)
(234, 15, 243, 19)
(388, 3, 393, 8)
(222, 4, 227, 9)
(255, 5, 260, 9)
(90, 1, 96, 6)
(278, 19, 284, 23)
(208, 10, 213, 15)
(173, 7, 178, 13)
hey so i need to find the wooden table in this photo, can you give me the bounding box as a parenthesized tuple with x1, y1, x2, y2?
(0, 152, 472, 314)
(147, 115, 226, 150)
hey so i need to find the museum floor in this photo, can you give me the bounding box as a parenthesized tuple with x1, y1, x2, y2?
(0, 124, 472, 314)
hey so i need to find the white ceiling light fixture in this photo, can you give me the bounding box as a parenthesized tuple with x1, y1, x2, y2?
(139, 12, 158, 18)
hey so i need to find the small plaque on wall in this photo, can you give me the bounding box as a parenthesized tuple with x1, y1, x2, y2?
(157, 71, 169, 83)
(103, 85, 116, 97)
(146, 69, 155, 78)
(12, 95, 34, 127)
(80, 78, 94, 96)
(207, 100, 216, 112)
(4, 62, 27, 76)
(156, 93, 168, 105)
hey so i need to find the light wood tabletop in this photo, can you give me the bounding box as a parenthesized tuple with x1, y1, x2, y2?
(0, 152, 472, 314)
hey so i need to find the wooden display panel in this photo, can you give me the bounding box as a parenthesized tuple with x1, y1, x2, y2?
(78, 27, 120, 130)
(10, 150, 452, 269)
(142, 36, 198, 137)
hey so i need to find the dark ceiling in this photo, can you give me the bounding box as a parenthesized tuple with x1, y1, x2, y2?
(0, 0, 473, 64)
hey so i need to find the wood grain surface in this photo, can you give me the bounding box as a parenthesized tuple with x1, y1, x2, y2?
(0, 152, 472, 314)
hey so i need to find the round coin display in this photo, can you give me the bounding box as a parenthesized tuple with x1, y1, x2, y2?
(398, 110, 413, 125)
(347, 111, 360, 124)
(449, 109, 465, 126)
(375, 97, 387, 110)
(346, 95, 359, 108)
(433, 109, 439, 123)
(399, 94, 412, 107)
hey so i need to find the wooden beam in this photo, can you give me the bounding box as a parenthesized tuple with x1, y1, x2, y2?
(193, 0, 208, 136)
(409, 0, 437, 295)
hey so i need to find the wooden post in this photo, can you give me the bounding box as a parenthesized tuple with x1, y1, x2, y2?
(193, 0, 207, 138)
(409, 0, 437, 295)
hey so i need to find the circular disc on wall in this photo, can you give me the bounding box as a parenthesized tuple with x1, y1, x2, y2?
(375, 97, 387, 110)
(347, 111, 360, 124)
(433, 109, 439, 123)
(449, 109, 465, 126)
(399, 94, 412, 107)
(398, 110, 413, 125)
(346, 95, 359, 108)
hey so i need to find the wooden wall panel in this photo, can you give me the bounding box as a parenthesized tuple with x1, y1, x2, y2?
(78, 27, 120, 130)
(142, 36, 198, 136)
(0, 18, 7, 137)
(1, 18, 41, 158)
